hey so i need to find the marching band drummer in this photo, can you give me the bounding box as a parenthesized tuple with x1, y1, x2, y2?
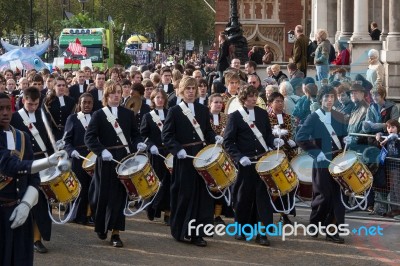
(84, 80, 147, 248)
(267, 91, 298, 225)
(10, 87, 55, 253)
(224, 85, 282, 246)
(0, 92, 67, 266)
(42, 77, 76, 141)
(162, 76, 223, 247)
(295, 85, 348, 243)
(208, 93, 229, 225)
(64, 93, 95, 225)
(140, 88, 171, 225)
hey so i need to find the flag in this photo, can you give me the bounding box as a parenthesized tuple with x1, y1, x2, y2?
(66, 38, 87, 56)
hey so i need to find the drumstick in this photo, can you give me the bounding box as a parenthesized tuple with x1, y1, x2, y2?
(112, 158, 124, 165)
(186, 155, 207, 161)
(251, 160, 270, 164)
(341, 143, 348, 158)
(78, 155, 91, 162)
(324, 159, 345, 170)
(132, 137, 149, 159)
(158, 154, 167, 160)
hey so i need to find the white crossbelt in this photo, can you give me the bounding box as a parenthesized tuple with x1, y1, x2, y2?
(238, 107, 269, 152)
(102, 107, 130, 153)
(77, 111, 89, 130)
(178, 102, 205, 142)
(18, 109, 48, 156)
(150, 110, 163, 132)
(316, 109, 342, 150)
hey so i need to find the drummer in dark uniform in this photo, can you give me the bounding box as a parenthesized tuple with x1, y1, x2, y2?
(224, 85, 282, 246)
(0, 92, 67, 265)
(140, 88, 171, 224)
(162, 76, 222, 247)
(42, 77, 76, 141)
(64, 93, 94, 225)
(85, 80, 146, 248)
(295, 85, 348, 243)
(10, 87, 54, 253)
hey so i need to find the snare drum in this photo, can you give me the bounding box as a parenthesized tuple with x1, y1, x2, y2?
(193, 145, 237, 192)
(116, 154, 160, 200)
(290, 153, 313, 200)
(328, 151, 373, 195)
(256, 150, 298, 197)
(82, 152, 97, 177)
(164, 153, 173, 174)
(40, 167, 81, 204)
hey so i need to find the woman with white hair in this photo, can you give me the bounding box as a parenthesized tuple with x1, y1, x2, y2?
(366, 49, 385, 87)
(314, 29, 331, 82)
(278, 81, 300, 115)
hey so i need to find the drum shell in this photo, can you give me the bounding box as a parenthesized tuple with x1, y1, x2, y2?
(328, 151, 373, 195)
(82, 151, 97, 177)
(256, 151, 298, 197)
(40, 171, 81, 204)
(117, 154, 160, 200)
(193, 145, 237, 192)
(164, 153, 174, 174)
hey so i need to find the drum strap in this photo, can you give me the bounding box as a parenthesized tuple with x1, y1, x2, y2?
(238, 107, 269, 152)
(315, 109, 342, 150)
(178, 102, 205, 142)
(77, 111, 89, 130)
(102, 107, 130, 153)
(149, 110, 163, 132)
(18, 109, 48, 156)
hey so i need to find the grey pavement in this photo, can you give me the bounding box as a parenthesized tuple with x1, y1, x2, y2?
(34, 204, 399, 266)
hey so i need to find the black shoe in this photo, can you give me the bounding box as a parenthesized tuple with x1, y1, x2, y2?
(190, 237, 207, 247)
(214, 216, 226, 225)
(164, 215, 170, 226)
(326, 233, 345, 244)
(110, 234, 123, 247)
(34, 241, 48, 253)
(234, 234, 246, 241)
(279, 215, 293, 225)
(147, 207, 155, 221)
(86, 217, 95, 227)
(255, 235, 270, 246)
(97, 232, 107, 240)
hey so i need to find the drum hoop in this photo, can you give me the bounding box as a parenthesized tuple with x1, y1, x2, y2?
(116, 153, 149, 176)
(193, 144, 223, 168)
(82, 151, 96, 168)
(329, 151, 358, 174)
(255, 150, 286, 172)
(290, 153, 313, 182)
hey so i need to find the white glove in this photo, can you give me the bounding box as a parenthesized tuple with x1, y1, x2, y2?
(150, 145, 159, 155)
(371, 123, 384, 130)
(287, 139, 296, 148)
(387, 133, 399, 141)
(71, 150, 81, 159)
(316, 152, 327, 162)
(101, 149, 113, 161)
(343, 136, 353, 145)
(177, 149, 187, 159)
(362, 121, 372, 131)
(10, 186, 38, 229)
(137, 142, 147, 152)
(239, 156, 252, 166)
(273, 138, 285, 148)
(48, 150, 68, 165)
(215, 135, 224, 145)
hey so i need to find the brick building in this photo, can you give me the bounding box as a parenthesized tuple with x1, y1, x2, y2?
(215, 0, 311, 62)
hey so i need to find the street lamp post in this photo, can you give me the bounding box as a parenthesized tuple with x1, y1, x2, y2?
(78, 0, 88, 13)
(30, 0, 35, 47)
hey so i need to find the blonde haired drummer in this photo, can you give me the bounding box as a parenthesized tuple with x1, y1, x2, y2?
(162, 76, 221, 247)
(295, 85, 348, 243)
(85, 80, 147, 248)
(221, 72, 240, 112)
(224, 85, 283, 246)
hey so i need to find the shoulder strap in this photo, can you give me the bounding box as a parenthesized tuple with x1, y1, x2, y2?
(315, 109, 342, 149)
(10, 126, 25, 160)
(150, 110, 163, 132)
(77, 111, 89, 130)
(178, 102, 205, 142)
(102, 107, 130, 153)
(18, 109, 48, 155)
(43, 103, 61, 129)
(238, 107, 269, 152)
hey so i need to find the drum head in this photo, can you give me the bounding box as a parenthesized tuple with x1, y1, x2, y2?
(290, 153, 313, 183)
(83, 153, 96, 168)
(117, 155, 148, 175)
(257, 151, 285, 172)
(165, 153, 174, 168)
(329, 151, 357, 174)
(193, 146, 223, 167)
(39, 167, 59, 182)
(225, 97, 241, 114)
